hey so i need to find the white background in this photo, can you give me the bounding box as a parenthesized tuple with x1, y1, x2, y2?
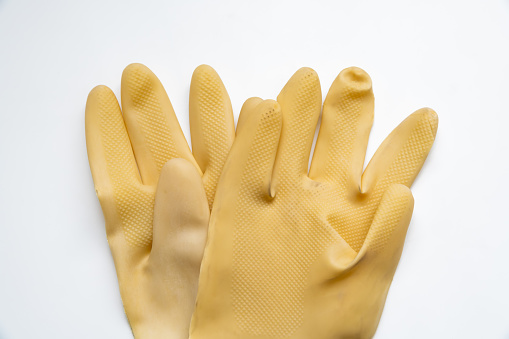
(1, 0, 508, 338)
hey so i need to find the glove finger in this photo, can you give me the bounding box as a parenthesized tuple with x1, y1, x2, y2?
(274, 68, 321, 184)
(309, 67, 374, 193)
(121, 63, 199, 186)
(152, 158, 209, 268)
(357, 184, 414, 264)
(218, 100, 282, 199)
(86, 85, 155, 248)
(150, 158, 209, 338)
(189, 65, 235, 208)
(86, 84, 142, 194)
(361, 108, 438, 194)
(236, 97, 263, 135)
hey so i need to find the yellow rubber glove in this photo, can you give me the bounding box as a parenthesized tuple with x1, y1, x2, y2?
(190, 67, 438, 339)
(85, 63, 234, 338)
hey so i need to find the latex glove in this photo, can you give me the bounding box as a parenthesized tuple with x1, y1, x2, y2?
(85, 63, 234, 338)
(190, 67, 438, 339)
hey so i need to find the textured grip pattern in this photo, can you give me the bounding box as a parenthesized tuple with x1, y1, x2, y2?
(330, 114, 436, 251)
(228, 70, 436, 337)
(195, 70, 231, 208)
(97, 90, 154, 247)
(366, 186, 413, 254)
(323, 85, 363, 188)
(125, 66, 180, 171)
(231, 73, 337, 337)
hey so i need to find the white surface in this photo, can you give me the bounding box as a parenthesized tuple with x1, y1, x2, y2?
(1, 0, 508, 338)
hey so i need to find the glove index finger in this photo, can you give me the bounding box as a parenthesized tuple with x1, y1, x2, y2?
(274, 67, 321, 183)
(236, 97, 263, 135)
(218, 99, 282, 202)
(189, 65, 235, 207)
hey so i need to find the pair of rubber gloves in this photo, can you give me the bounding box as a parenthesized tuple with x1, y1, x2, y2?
(86, 63, 437, 339)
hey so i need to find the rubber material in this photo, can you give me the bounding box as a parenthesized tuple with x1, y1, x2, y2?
(86, 63, 234, 338)
(190, 67, 438, 339)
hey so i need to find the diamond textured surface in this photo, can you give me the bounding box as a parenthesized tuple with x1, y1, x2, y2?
(125, 65, 180, 172)
(327, 112, 436, 251)
(195, 70, 231, 208)
(226, 69, 437, 337)
(89, 64, 235, 338)
(367, 186, 413, 254)
(232, 72, 338, 337)
(97, 89, 153, 247)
